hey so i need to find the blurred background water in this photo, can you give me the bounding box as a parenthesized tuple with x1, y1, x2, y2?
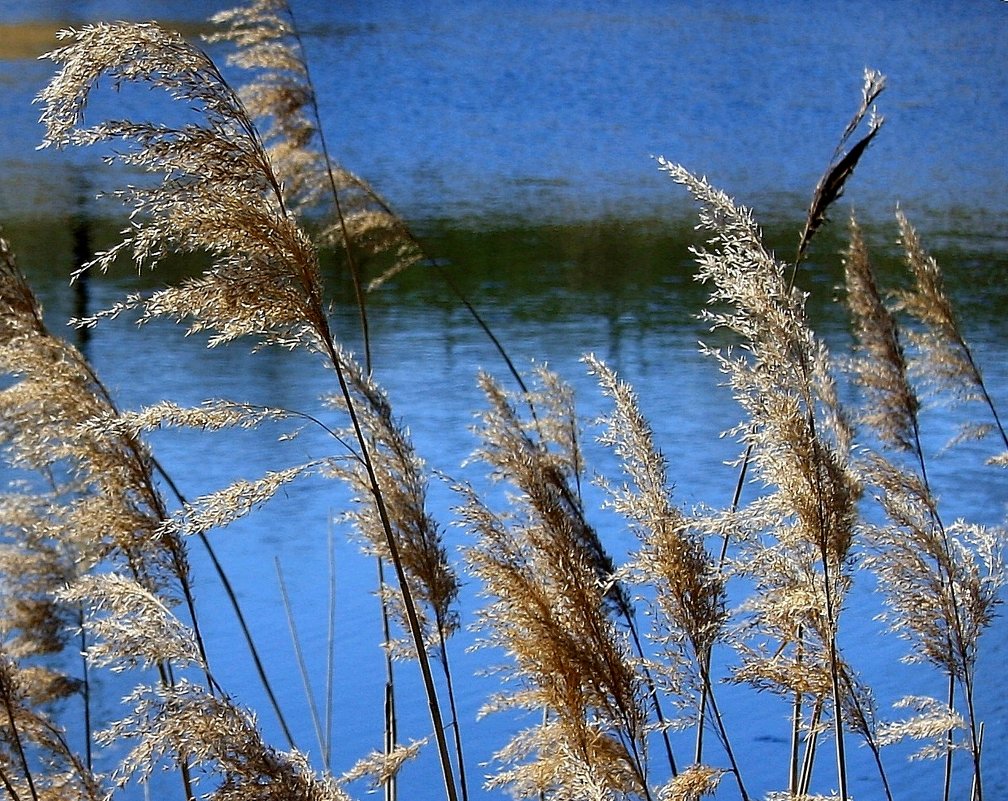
(1, 2, 1006, 799)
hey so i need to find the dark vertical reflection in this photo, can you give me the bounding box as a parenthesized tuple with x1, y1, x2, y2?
(69, 173, 91, 352)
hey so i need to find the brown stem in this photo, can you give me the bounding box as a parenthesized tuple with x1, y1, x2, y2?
(323, 334, 458, 801)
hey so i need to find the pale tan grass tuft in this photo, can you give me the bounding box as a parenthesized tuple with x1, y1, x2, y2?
(658, 764, 723, 801)
(460, 369, 653, 798)
(0, 650, 106, 801)
(325, 349, 460, 651)
(892, 209, 1008, 458)
(101, 679, 353, 800)
(876, 695, 967, 760)
(843, 215, 920, 452)
(842, 217, 1005, 799)
(585, 354, 726, 660)
(160, 460, 331, 538)
(208, 0, 424, 293)
(58, 574, 204, 673)
(39, 21, 328, 353)
(662, 159, 863, 800)
(341, 738, 427, 790)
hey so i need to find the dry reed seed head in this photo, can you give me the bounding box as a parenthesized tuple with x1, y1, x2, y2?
(796, 67, 885, 265)
(39, 23, 250, 147)
(658, 764, 723, 801)
(209, 0, 428, 292)
(584, 355, 727, 657)
(101, 678, 352, 800)
(461, 482, 651, 796)
(0, 516, 79, 659)
(340, 738, 427, 790)
(0, 651, 106, 800)
(664, 162, 862, 603)
(81, 399, 298, 441)
(892, 209, 996, 416)
(843, 215, 920, 452)
(208, 0, 329, 214)
(473, 368, 632, 619)
(862, 452, 1006, 678)
(875, 695, 967, 759)
(765, 794, 849, 801)
(484, 720, 645, 800)
(323, 349, 461, 641)
(38, 22, 334, 354)
(0, 238, 195, 614)
(893, 209, 960, 339)
(58, 574, 204, 673)
(161, 460, 329, 539)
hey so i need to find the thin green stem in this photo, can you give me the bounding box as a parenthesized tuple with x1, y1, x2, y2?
(275, 558, 328, 770)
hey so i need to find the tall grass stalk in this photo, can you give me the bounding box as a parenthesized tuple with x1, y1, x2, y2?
(661, 157, 863, 801)
(34, 18, 460, 800)
(845, 214, 1003, 800)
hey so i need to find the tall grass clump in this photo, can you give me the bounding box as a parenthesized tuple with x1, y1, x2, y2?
(0, 5, 1002, 801)
(843, 215, 1005, 801)
(31, 11, 462, 800)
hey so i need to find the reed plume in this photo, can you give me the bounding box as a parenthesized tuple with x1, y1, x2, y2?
(0, 232, 204, 797)
(0, 649, 106, 801)
(584, 354, 741, 795)
(891, 210, 1008, 461)
(662, 161, 862, 800)
(38, 19, 462, 799)
(326, 352, 460, 658)
(324, 350, 468, 798)
(843, 214, 1004, 800)
(208, 0, 424, 283)
(461, 368, 652, 799)
(3, 11, 1002, 800)
(0, 230, 364, 800)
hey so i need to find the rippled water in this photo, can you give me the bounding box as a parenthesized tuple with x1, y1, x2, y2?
(1, 2, 1006, 799)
